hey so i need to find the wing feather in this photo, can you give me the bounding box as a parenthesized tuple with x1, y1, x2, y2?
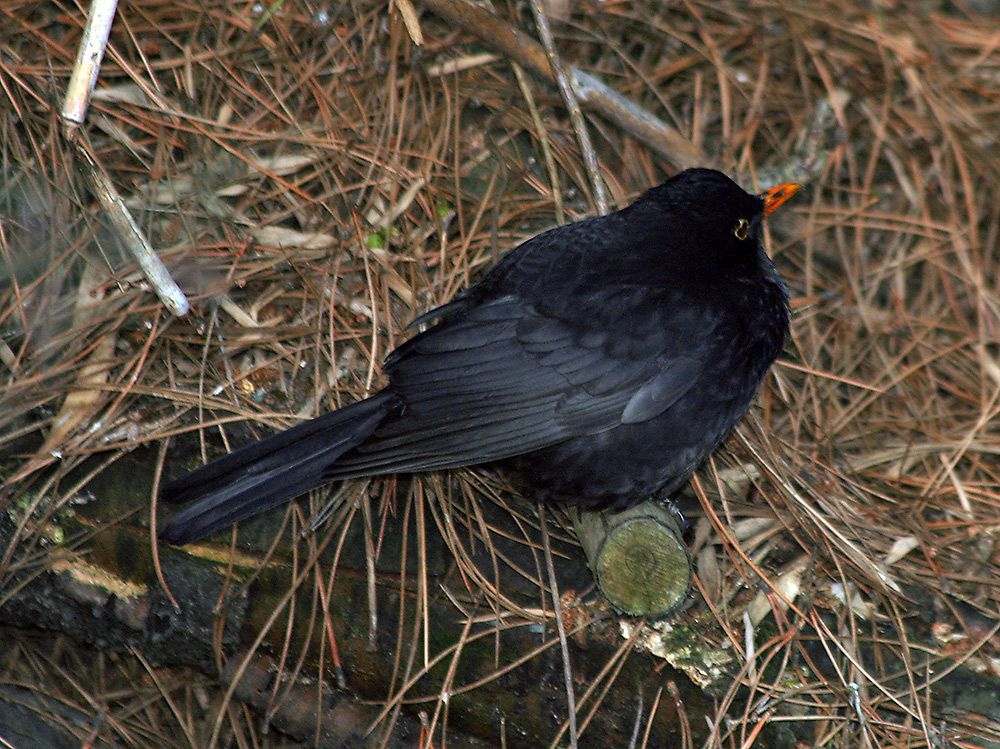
(326, 295, 714, 477)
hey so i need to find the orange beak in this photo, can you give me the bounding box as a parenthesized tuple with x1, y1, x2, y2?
(760, 183, 801, 217)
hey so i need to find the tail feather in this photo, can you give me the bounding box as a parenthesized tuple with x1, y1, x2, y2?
(160, 393, 398, 544)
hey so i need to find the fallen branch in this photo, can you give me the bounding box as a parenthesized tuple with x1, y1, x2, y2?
(420, 0, 706, 169)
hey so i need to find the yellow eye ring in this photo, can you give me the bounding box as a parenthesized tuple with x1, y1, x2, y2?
(733, 218, 750, 240)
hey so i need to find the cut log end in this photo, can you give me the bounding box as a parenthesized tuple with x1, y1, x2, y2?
(572, 502, 691, 618)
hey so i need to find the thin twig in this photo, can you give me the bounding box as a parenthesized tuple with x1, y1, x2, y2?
(528, 0, 607, 213)
(538, 505, 578, 749)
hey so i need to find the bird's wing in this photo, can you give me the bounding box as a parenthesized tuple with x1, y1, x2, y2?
(329, 293, 715, 476)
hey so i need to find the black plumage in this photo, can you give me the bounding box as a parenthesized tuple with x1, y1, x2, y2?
(160, 168, 796, 544)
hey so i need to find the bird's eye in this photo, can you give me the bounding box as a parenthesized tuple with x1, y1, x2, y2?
(733, 218, 750, 240)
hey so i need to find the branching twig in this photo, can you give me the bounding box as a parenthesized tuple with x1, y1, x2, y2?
(419, 0, 705, 170)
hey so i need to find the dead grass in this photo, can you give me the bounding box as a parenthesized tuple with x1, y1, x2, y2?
(3, 0, 1000, 747)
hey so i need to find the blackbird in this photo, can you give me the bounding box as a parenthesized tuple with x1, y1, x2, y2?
(160, 168, 798, 545)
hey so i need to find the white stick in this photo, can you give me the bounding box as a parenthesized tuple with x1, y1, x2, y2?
(62, 0, 119, 126)
(61, 0, 190, 316)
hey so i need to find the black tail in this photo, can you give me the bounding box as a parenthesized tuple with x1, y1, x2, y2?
(159, 392, 398, 544)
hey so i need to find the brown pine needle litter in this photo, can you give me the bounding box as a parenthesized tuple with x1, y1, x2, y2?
(3, 0, 1000, 747)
